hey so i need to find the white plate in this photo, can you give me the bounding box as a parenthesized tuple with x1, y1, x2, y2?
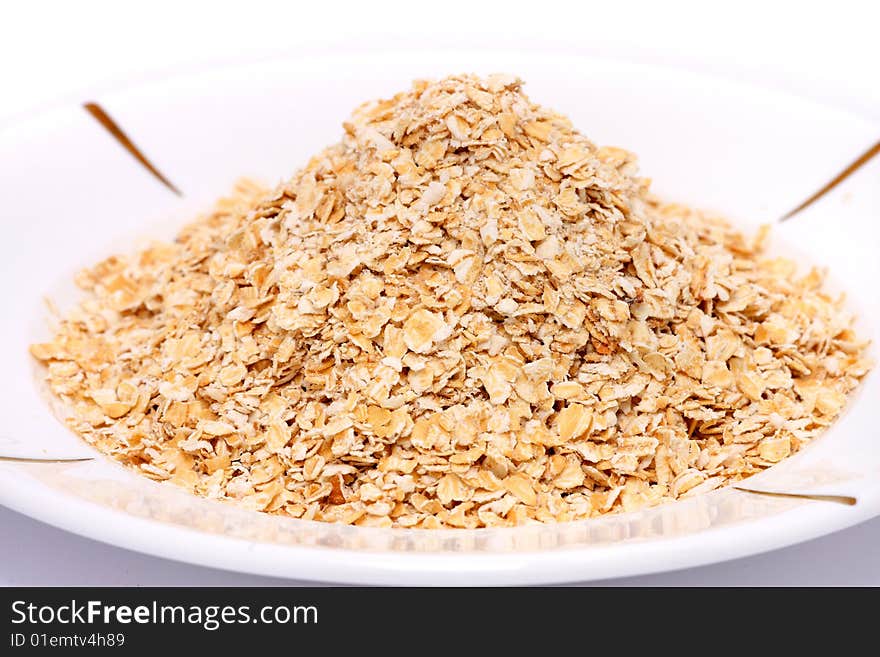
(1, 50, 878, 585)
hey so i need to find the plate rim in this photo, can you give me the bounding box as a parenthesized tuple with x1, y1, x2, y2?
(1, 467, 876, 585)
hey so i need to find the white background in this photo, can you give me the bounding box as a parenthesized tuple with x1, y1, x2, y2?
(2, 0, 878, 585)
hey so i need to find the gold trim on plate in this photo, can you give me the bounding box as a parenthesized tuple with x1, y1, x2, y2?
(0, 456, 93, 464)
(735, 487, 857, 506)
(83, 102, 182, 196)
(780, 140, 880, 221)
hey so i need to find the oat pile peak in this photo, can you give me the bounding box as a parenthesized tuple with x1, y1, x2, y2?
(31, 74, 870, 528)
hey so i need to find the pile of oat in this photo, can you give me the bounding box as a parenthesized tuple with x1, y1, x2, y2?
(31, 75, 870, 528)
